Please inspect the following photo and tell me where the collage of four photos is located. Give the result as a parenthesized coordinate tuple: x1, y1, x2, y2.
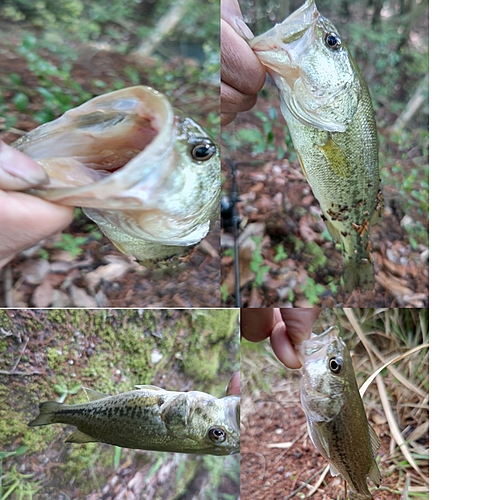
(0, 0, 429, 498)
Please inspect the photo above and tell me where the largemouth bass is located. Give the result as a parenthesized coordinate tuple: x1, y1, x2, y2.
(296, 327, 380, 499)
(28, 385, 239, 456)
(12, 86, 220, 266)
(249, 0, 384, 291)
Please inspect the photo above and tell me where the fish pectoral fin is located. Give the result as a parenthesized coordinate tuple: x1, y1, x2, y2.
(83, 387, 110, 401)
(66, 429, 99, 444)
(134, 384, 165, 392)
(316, 136, 352, 178)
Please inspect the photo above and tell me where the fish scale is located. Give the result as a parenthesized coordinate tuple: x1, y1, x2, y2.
(28, 386, 240, 456)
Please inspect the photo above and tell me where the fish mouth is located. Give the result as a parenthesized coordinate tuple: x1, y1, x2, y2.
(249, 0, 318, 73)
(17, 86, 177, 207)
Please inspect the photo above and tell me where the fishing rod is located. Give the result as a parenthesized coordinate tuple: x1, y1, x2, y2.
(221, 159, 241, 307)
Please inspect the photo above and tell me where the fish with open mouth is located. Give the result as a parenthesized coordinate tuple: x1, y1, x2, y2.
(296, 327, 381, 498)
(249, 0, 384, 291)
(28, 385, 240, 456)
(12, 86, 220, 266)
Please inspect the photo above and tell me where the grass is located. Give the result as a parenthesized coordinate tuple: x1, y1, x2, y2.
(241, 308, 429, 500)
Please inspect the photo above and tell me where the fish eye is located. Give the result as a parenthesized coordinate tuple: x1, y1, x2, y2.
(328, 356, 343, 374)
(324, 33, 341, 50)
(208, 427, 226, 443)
(191, 140, 216, 161)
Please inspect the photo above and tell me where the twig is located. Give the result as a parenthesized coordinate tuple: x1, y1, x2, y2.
(271, 423, 307, 467)
(284, 466, 326, 500)
(0, 370, 41, 375)
(306, 464, 330, 497)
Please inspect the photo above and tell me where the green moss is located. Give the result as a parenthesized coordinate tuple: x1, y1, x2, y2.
(182, 348, 220, 382)
(46, 347, 64, 370)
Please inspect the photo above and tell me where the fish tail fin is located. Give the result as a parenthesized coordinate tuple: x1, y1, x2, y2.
(28, 401, 62, 427)
(343, 258, 374, 292)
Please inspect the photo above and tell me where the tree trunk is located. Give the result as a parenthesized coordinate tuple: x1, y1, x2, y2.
(390, 72, 429, 132)
(132, 0, 190, 58)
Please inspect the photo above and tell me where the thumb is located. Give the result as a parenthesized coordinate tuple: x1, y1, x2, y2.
(221, 0, 254, 40)
(0, 141, 48, 191)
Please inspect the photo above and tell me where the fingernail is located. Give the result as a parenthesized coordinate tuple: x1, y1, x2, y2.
(0, 140, 48, 186)
(235, 18, 255, 40)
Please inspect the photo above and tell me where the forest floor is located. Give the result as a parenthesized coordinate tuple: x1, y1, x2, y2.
(0, 29, 220, 307)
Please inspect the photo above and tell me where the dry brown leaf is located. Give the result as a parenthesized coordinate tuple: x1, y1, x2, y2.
(17, 259, 50, 285)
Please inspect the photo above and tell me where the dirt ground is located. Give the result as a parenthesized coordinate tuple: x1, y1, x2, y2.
(0, 33, 220, 307)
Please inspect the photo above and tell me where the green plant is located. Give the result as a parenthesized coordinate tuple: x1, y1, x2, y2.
(300, 277, 326, 305)
(273, 243, 288, 263)
(53, 381, 82, 403)
(250, 236, 270, 287)
(0, 455, 42, 500)
(53, 234, 88, 258)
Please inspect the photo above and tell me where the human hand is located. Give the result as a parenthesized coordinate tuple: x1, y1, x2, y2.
(241, 308, 322, 369)
(221, 0, 266, 125)
(0, 141, 73, 267)
(226, 370, 240, 396)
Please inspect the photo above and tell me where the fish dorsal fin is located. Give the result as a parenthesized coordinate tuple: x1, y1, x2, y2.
(66, 429, 98, 444)
(369, 424, 381, 455)
(134, 384, 165, 392)
(368, 425, 381, 486)
(83, 387, 109, 401)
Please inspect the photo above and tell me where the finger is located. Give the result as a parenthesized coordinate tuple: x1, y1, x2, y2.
(221, 19, 266, 96)
(240, 308, 281, 342)
(0, 191, 73, 265)
(270, 321, 302, 369)
(0, 141, 48, 190)
(280, 308, 322, 346)
(221, 0, 254, 39)
(226, 371, 240, 396)
(221, 82, 258, 115)
(221, 112, 237, 126)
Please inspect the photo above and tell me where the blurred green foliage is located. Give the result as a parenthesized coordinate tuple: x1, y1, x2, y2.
(0, 0, 219, 55)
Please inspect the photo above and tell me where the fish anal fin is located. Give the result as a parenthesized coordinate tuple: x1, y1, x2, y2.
(83, 387, 109, 401)
(66, 429, 98, 444)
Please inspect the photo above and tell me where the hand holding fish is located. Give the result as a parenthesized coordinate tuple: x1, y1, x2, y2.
(241, 308, 321, 368)
(221, 0, 266, 125)
(0, 141, 72, 267)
